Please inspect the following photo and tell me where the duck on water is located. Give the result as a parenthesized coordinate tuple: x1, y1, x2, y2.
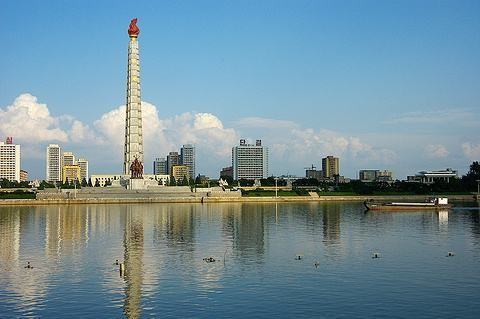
(364, 197, 452, 211)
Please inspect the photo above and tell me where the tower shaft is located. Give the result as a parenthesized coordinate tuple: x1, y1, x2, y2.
(124, 35, 143, 175)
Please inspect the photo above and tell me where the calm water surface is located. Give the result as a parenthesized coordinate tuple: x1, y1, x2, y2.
(1, 202, 480, 318)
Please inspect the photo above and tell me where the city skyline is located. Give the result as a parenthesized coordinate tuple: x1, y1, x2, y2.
(1, 1, 479, 179)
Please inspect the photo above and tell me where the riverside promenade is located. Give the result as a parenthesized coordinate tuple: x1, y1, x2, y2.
(0, 189, 476, 206)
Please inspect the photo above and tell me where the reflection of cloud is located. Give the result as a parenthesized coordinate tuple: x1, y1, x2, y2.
(425, 144, 449, 158)
(462, 142, 480, 160)
(386, 109, 478, 125)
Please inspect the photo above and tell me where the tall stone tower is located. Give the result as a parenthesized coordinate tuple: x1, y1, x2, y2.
(124, 18, 144, 175)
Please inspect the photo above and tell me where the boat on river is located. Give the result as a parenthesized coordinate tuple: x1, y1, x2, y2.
(364, 197, 452, 211)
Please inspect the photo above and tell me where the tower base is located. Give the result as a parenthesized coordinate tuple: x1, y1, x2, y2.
(127, 178, 146, 190)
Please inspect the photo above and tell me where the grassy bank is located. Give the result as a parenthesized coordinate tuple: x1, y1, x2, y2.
(0, 191, 36, 199)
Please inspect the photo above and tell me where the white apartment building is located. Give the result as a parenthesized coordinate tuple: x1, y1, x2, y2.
(62, 151, 75, 166)
(76, 158, 89, 181)
(232, 139, 268, 180)
(46, 144, 62, 183)
(0, 138, 21, 182)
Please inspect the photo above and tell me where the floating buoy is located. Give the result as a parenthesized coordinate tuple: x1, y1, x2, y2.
(203, 257, 216, 263)
(372, 252, 380, 259)
(314, 261, 320, 268)
(295, 255, 303, 260)
(24, 261, 33, 269)
(115, 259, 119, 265)
(446, 252, 455, 257)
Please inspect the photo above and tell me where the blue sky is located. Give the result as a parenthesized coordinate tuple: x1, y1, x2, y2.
(1, 0, 479, 179)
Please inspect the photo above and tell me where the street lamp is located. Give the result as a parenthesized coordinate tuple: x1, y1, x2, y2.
(275, 177, 278, 199)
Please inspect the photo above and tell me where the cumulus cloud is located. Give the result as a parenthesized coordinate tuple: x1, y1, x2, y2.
(462, 142, 480, 160)
(0, 93, 69, 143)
(93, 102, 238, 159)
(424, 144, 449, 158)
(3, 93, 399, 177)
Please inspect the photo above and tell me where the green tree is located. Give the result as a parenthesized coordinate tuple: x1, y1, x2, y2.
(87, 178, 93, 187)
(81, 178, 88, 187)
(94, 179, 100, 187)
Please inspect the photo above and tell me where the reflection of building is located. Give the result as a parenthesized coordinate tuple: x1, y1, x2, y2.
(407, 168, 458, 184)
(0, 138, 21, 182)
(171, 165, 190, 182)
(46, 144, 62, 183)
(231, 204, 265, 261)
(76, 158, 89, 181)
(232, 139, 268, 180)
(62, 165, 81, 183)
(153, 157, 167, 175)
(322, 156, 339, 179)
(323, 204, 341, 243)
(181, 144, 195, 179)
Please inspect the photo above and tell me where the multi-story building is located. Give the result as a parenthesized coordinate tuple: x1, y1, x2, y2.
(359, 169, 393, 182)
(322, 156, 339, 179)
(76, 158, 89, 181)
(232, 139, 268, 180)
(220, 166, 233, 178)
(153, 157, 167, 175)
(306, 169, 323, 181)
(407, 168, 457, 184)
(167, 152, 180, 174)
(359, 169, 379, 182)
(62, 165, 81, 183)
(46, 144, 62, 183)
(171, 165, 190, 182)
(180, 144, 195, 179)
(0, 138, 21, 182)
(20, 170, 28, 182)
(62, 151, 75, 167)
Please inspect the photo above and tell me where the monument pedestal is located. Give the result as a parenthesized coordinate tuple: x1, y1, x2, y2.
(127, 178, 145, 190)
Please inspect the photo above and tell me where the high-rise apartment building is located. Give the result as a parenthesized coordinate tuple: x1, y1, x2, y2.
(232, 139, 268, 180)
(0, 137, 21, 182)
(76, 158, 89, 181)
(167, 152, 180, 174)
(46, 144, 62, 183)
(180, 144, 195, 179)
(153, 157, 167, 175)
(322, 156, 339, 179)
(62, 151, 75, 167)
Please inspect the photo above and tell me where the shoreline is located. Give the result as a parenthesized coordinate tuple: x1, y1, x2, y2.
(0, 194, 476, 206)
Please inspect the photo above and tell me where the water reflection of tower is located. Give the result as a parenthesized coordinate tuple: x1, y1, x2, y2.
(322, 204, 341, 244)
(122, 205, 144, 319)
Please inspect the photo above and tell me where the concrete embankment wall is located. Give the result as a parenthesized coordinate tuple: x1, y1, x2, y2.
(0, 194, 476, 206)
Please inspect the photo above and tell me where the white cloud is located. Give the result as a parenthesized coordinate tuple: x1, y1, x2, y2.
(0, 93, 68, 143)
(424, 144, 449, 158)
(386, 109, 477, 125)
(3, 94, 399, 177)
(462, 142, 480, 160)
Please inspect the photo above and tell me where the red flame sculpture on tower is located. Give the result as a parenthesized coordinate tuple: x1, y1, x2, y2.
(128, 18, 140, 37)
